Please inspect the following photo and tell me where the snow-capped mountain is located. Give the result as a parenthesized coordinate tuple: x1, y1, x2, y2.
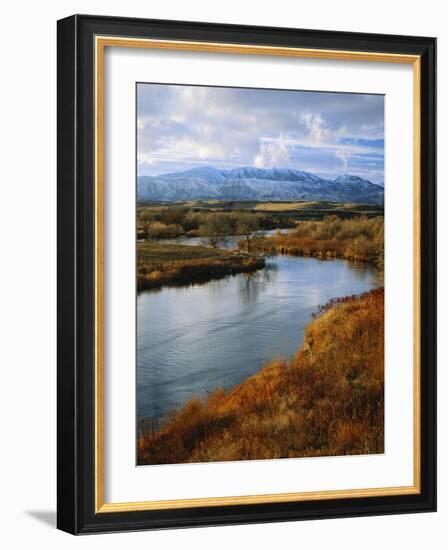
(137, 167, 384, 205)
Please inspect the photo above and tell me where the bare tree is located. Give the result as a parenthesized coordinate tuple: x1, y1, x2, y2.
(235, 213, 260, 253)
(199, 213, 233, 248)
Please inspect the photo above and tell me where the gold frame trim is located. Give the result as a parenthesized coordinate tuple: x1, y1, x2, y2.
(94, 36, 421, 514)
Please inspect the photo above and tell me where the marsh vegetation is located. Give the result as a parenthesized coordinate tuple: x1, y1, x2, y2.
(137, 202, 384, 289)
(136, 200, 383, 240)
(137, 242, 264, 290)
(136, 201, 384, 464)
(239, 215, 384, 270)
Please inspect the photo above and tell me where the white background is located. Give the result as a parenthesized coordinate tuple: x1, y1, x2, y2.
(0, 0, 444, 548)
(105, 48, 414, 503)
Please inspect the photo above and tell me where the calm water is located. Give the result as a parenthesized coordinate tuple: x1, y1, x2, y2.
(137, 252, 380, 419)
(156, 228, 280, 249)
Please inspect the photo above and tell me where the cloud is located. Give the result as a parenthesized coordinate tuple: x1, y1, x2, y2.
(300, 113, 331, 146)
(137, 84, 384, 183)
(335, 149, 350, 172)
(254, 136, 289, 168)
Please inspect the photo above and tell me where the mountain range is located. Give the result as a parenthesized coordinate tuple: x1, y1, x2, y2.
(137, 166, 384, 205)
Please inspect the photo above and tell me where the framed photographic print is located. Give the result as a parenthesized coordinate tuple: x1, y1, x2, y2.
(57, 14, 436, 534)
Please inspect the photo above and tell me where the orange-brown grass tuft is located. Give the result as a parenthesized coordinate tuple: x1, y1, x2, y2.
(138, 288, 384, 464)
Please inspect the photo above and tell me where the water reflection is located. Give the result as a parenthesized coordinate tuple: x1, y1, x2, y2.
(237, 261, 278, 304)
(137, 255, 380, 419)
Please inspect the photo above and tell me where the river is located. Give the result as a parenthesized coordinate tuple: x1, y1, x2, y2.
(137, 238, 381, 419)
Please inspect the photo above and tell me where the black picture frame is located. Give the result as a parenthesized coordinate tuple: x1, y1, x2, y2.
(57, 14, 436, 534)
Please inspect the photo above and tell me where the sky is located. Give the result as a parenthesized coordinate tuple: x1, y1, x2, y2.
(137, 83, 384, 184)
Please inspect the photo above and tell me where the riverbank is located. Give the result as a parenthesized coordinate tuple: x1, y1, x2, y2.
(137, 287, 384, 464)
(239, 215, 384, 270)
(137, 242, 265, 291)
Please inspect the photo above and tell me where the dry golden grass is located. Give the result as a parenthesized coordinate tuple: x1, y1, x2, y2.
(252, 201, 377, 212)
(242, 215, 384, 269)
(137, 242, 265, 290)
(254, 201, 321, 211)
(138, 288, 384, 464)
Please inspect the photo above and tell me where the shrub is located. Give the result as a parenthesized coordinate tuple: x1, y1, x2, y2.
(146, 222, 185, 238)
(242, 215, 384, 270)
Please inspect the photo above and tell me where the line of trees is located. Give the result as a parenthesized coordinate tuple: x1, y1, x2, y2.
(137, 206, 284, 241)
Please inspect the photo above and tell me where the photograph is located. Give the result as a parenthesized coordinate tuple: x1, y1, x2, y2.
(1, 0, 443, 544)
(136, 83, 385, 466)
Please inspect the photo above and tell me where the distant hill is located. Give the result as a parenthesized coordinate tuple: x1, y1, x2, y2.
(137, 166, 384, 205)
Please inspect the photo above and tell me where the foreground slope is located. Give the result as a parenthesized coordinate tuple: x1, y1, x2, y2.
(138, 288, 384, 464)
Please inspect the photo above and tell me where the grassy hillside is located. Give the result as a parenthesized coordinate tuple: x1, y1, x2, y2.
(137, 242, 265, 290)
(138, 287, 384, 464)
